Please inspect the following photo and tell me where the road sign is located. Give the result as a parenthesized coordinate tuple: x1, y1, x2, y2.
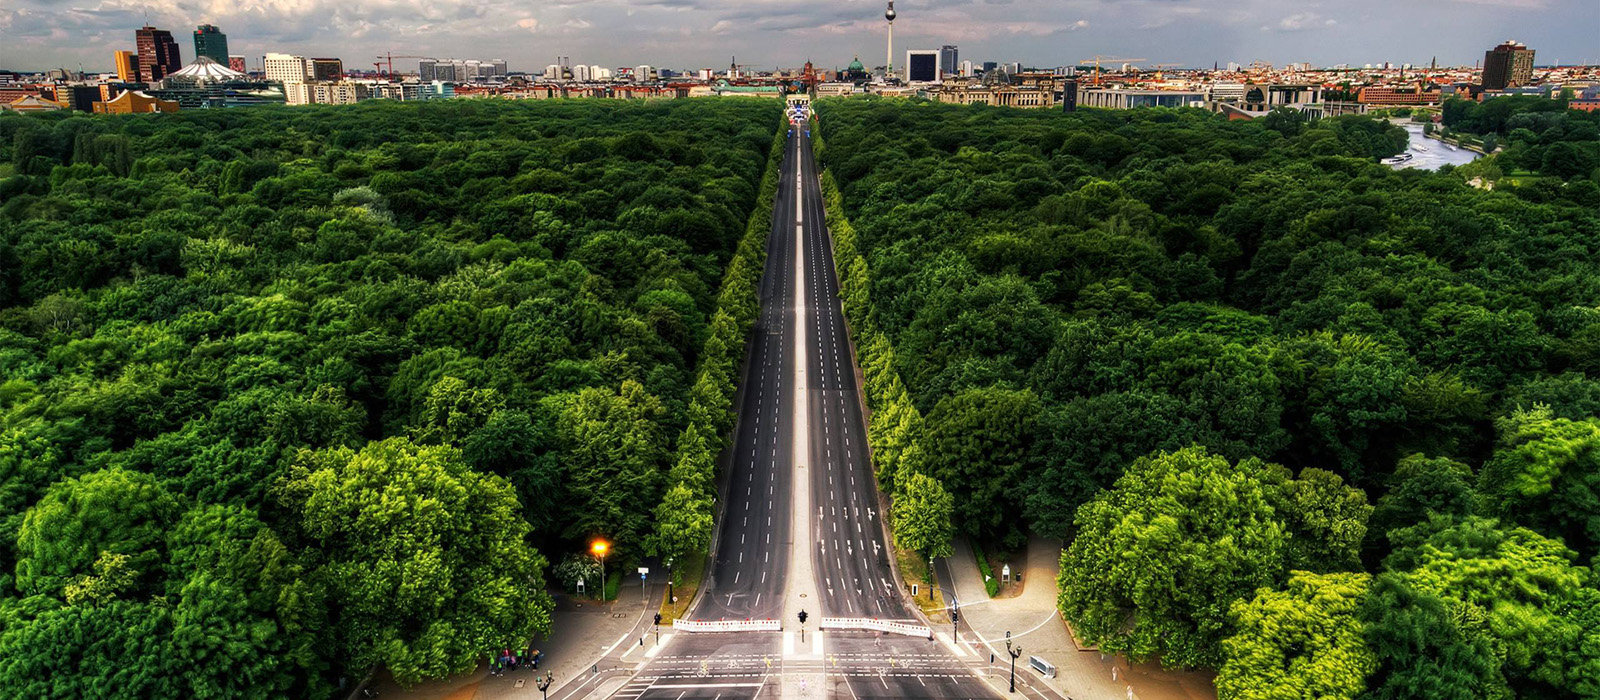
(638, 567, 649, 575)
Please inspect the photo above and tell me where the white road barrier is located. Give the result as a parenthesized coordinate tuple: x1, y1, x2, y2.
(672, 619, 782, 633)
(817, 617, 933, 638)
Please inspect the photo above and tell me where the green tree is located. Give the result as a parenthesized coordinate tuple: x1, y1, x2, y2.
(1477, 406, 1600, 559)
(276, 437, 554, 686)
(646, 483, 713, 567)
(891, 472, 956, 561)
(1358, 572, 1508, 700)
(14, 468, 181, 597)
(550, 380, 668, 546)
(1057, 447, 1291, 668)
(1384, 515, 1591, 693)
(1218, 571, 1375, 700)
(922, 387, 1038, 545)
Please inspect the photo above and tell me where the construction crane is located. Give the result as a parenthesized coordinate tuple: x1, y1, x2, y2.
(375, 52, 429, 78)
(1079, 56, 1146, 86)
(1150, 63, 1182, 80)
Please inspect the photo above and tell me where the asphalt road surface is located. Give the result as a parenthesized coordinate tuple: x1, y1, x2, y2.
(596, 125, 1007, 700)
(694, 128, 803, 624)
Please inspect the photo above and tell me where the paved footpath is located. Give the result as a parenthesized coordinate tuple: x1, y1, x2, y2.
(935, 535, 1216, 700)
(365, 580, 665, 700)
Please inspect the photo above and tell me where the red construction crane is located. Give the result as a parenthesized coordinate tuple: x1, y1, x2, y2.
(375, 52, 429, 78)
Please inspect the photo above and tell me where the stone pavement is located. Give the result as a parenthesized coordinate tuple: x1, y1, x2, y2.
(365, 580, 665, 700)
(936, 535, 1216, 700)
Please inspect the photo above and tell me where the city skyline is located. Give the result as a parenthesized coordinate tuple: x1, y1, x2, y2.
(2, 0, 1598, 72)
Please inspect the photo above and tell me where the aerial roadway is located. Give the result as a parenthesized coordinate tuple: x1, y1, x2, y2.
(562, 117, 1027, 700)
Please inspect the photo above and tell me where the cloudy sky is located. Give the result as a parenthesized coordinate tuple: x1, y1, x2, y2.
(2, 0, 1597, 73)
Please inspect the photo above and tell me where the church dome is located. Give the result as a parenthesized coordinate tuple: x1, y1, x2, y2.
(847, 56, 865, 72)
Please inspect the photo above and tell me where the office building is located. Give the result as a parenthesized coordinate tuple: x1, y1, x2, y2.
(419, 60, 437, 81)
(1482, 40, 1535, 90)
(982, 61, 997, 73)
(264, 53, 310, 84)
(490, 59, 507, 76)
(193, 25, 228, 63)
(1356, 85, 1441, 105)
(1077, 88, 1207, 109)
(959, 60, 974, 77)
(906, 49, 940, 83)
(634, 65, 653, 83)
(114, 50, 140, 82)
(939, 45, 958, 76)
(309, 58, 343, 81)
(135, 26, 182, 82)
(285, 81, 368, 105)
(572, 64, 591, 81)
(228, 55, 247, 73)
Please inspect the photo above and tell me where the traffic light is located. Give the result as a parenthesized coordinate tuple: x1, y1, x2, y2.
(653, 613, 662, 626)
(798, 610, 808, 624)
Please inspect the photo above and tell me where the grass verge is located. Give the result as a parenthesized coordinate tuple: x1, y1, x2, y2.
(896, 545, 948, 621)
(657, 551, 706, 623)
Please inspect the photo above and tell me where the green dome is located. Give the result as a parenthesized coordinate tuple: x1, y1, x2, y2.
(847, 56, 865, 72)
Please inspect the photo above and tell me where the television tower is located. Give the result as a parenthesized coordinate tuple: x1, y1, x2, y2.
(885, 1, 896, 80)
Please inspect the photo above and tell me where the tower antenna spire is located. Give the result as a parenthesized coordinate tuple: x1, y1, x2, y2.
(884, 1, 897, 81)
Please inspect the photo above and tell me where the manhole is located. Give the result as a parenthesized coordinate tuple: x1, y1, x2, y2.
(613, 613, 628, 618)
(514, 680, 525, 688)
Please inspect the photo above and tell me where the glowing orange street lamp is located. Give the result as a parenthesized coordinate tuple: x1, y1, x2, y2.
(591, 540, 609, 601)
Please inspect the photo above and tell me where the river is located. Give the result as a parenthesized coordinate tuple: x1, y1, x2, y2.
(1388, 123, 1481, 171)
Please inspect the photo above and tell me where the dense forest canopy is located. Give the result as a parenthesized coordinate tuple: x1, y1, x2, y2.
(0, 98, 783, 697)
(812, 96, 1600, 699)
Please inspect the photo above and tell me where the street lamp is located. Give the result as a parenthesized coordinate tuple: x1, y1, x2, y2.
(591, 540, 609, 602)
(665, 556, 675, 605)
(1006, 631, 1023, 694)
(536, 671, 554, 700)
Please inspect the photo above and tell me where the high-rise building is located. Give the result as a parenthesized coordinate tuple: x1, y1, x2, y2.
(490, 59, 507, 77)
(264, 53, 309, 84)
(982, 61, 998, 73)
(939, 45, 958, 76)
(418, 59, 437, 81)
(135, 26, 182, 82)
(572, 64, 591, 81)
(193, 25, 228, 63)
(228, 55, 247, 73)
(634, 65, 653, 83)
(309, 58, 343, 81)
(1482, 40, 1535, 90)
(113, 50, 140, 82)
(906, 49, 940, 83)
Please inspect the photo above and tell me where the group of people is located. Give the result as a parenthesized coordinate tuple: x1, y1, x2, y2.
(489, 648, 542, 677)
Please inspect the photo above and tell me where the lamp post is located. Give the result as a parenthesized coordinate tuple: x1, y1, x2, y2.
(592, 540, 609, 602)
(536, 671, 554, 700)
(665, 556, 675, 605)
(1006, 631, 1022, 694)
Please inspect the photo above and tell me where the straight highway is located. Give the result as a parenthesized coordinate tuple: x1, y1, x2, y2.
(589, 122, 1011, 700)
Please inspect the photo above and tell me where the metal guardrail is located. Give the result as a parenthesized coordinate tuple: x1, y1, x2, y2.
(818, 617, 933, 638)
(672, 619, 782, 633)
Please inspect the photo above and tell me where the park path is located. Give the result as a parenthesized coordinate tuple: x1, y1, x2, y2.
(939, 535, 1216, 700)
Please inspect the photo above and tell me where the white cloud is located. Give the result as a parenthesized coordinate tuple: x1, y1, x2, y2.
(0, 0, 1595, 74)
